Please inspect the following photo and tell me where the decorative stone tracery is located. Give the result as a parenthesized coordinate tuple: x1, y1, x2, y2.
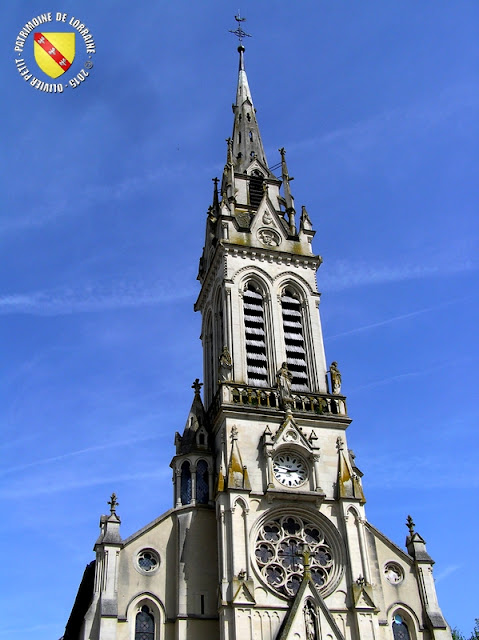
(254, 513, 341, 598)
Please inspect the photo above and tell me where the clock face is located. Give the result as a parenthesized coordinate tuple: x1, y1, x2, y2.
(273, 453, 308, 487)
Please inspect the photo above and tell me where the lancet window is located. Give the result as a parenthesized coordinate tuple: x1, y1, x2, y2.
(392, 614, 411, 640)
(196, 460, 209, 504)
(249, 170, 264, 209)
(281, 288, 309, 391)
(180, 461, 192, 505)
(204, 315, 214, 404)
(135, 605, 155, 640)
(243, 282, 268, 387)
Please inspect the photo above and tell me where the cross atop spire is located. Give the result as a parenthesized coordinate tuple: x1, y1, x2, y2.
(229, 13, 252, 46)
(192, 378, 203, 395)
(406, 514, 415, 535)
(108, 492, 119, 515)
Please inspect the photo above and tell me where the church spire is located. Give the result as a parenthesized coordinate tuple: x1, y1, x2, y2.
(231, 45, 269, 173)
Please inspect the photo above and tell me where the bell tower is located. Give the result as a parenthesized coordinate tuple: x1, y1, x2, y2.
(194, 41, 358, 639)
(191, 37, 450, 640)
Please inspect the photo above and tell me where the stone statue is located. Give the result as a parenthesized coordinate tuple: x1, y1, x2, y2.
(218, 346, 232, 382)
(277, 362, 293, 403)
(304, 601, 318, 640)
(329, 361, 342, 394)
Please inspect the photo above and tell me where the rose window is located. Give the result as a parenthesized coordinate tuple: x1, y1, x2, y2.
(254, 515, 336, 597)
(136, 549, 160, 574)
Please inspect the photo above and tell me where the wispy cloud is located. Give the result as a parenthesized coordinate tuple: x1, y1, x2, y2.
(347, 355, 477, 393)
(363, 453, 477, 491)
(288, 81, 479, 157)
(322, 259, 478, 293)
(0, 278, 196, 316)
(434, 564, 462, 584)
(326, 294, 476, 341)
(0, 435, 161, 477)
(0, 469, 172, 499)
(0, 163, 190, 235)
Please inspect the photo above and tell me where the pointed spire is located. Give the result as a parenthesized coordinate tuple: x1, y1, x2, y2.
(231, 46, 269, 173)
(227, 425, 251, 490)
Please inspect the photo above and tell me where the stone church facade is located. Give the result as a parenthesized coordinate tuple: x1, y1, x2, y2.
(63, 45, 451, 640)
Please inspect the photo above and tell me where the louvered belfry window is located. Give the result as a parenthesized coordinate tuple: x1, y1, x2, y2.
(244, 283, 268, 387)
(281, 289, 309, 391)
(249, 170, 264, 209)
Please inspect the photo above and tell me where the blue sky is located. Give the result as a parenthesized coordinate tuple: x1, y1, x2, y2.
(1, 1, 478, 637)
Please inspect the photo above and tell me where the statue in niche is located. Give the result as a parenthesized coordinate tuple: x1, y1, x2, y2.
(262, 211, 273, 225)
(329, 361, 342, 394)
(277, 362, 293, 403)
(218, 346, 232, 382)
(304, 600, 318, 640)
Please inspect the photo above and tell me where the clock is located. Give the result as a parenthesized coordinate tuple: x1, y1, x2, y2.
(273, 452, 308, 487)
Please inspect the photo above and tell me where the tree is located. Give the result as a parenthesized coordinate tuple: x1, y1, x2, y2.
(452, 619, 479, 640)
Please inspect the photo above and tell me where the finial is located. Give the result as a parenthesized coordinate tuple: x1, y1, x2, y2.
(336, 436, 344, 452)
(231, 425, 238, 442)
(192, 379, 203, 395)
(108, 492, 119, 515)
(356, 575, 366, 587)
(302, 543, 312, 577)
(229, 13, 251, 46)
(212, 177, 219, 211)
(226, 137, 234, 165)
(406, 515, 415, 535)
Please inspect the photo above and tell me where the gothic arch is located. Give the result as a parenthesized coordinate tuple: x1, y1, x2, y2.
(180, 460, 192, 505)
(346, 505, 361, 520)
(232, 495, 249, 513)
(233, 264, 274, 287)
(196, 458, 209, 504)
(273, 271, 316, 296)
(386, 603, 420, 640)
(126, 592, 165, 640)
(278, 282, 312, 392)
(203, 310, 214, 405)
(241, 277, 274, 387)
(213, 286, 225, 359)
(277, 281, 308, 302)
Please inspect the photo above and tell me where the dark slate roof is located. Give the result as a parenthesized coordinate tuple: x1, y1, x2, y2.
(63, 560, 95, 640)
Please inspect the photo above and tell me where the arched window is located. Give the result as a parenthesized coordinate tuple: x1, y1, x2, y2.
(214, 290, 224, 366)
(135, 605, 154, 640)
(196, 460, 209, 504)
(180, 461, 192, 505)
(249, 170, 264, 209)
(392, 614, 411, 640)
(281, 288, 309, 391)
(243, 282, 268, 387)
(204, 315, 214, 404)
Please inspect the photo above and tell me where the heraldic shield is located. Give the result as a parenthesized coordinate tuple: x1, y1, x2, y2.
(33, 32, 75, 78)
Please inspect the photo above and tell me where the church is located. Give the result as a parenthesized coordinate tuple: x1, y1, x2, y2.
(62, 38, 451, 640)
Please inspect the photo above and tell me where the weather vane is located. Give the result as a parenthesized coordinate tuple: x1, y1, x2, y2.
(229, 13, 252, 45)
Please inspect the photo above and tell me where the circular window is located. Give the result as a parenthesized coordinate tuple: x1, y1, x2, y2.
(253, 511, 343, 599)
(136, 549, 160, 575)
(385, 562, 404, 585)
